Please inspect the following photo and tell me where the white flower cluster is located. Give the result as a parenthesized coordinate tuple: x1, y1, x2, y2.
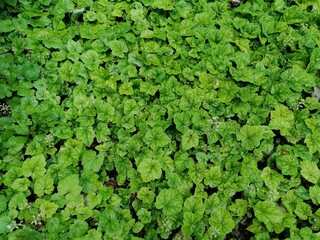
(0, 103, 11, 116)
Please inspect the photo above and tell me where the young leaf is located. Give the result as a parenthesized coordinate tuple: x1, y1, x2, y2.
(39, 200, 59, 220)
(137, 159, 162, 182)
(309, 185, 320, 205)
(137, 208, 152, 224)
(108, 40, 128, 58)
(75, 126, 95, 146)
(294, 201, 312, 220)
(144, 127, 171, 150)
(155, 188, 183, 215)
(300, 160, 320, 184)
(119, 82, 134, 95)
(20, 61, 41, 81)
(254, 201, 285, 232)
(181, 129, 199, 150)
(34, 175, 54, 197)
(22, 154, 46, 179)
(208, 209, 236, 237)
(236, 125, 265, 151)
(304, 132, 320, 154)
(137, 187, 156, 204)
(81, 150, 103, 172)
(269, 104, 294, 136)
(183, 196, 205, 221)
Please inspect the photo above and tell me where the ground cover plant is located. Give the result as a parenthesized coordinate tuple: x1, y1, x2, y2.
(1, 0, 320, 239)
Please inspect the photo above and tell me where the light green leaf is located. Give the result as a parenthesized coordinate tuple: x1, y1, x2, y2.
(309, 185, 320, 205)
(34, 175, 54, 197)
(304, 132, 320, 154)
(75, 126, 95, 146)
(294, 201, 312, 220)
(184, 196, 205, 221)
(204, 166, 221, 188)
(137, 187, 156, 204)
(108, 40, 128, 58)
(119, 82, 134, 95)
(155, 188, 183, 215)
(0, 215, 11, 234)
(137, 208, 152, 224)
(236, 125, 265, 151)
(11, 178, 30, 192)
(21, 61, 41, 81)
(261, 166, 284, 189)
(254, 201, 285, 232)
(39, 200, 59, 219)
(137, 159, 162, 182)
(228, 199, 248, 217)
(269, 104, 294, 136)
(3, 136, 27, 155)
(140, 82, 158, 95)
(300, 160, 320, 184)
(22, 154, 46, 179)
(144, 127, 171, 150)
(69, 219, 89, 238)
(173, 112, 192, 134)
(81, 50, 102, 71)
(57, 174, 82, 195)
(81, 150, 104, 172)
(151, 0, 174, 10)
(208, 209, 236, 236)
(0, 20, 14, 33)
(181, 129, 199, 150)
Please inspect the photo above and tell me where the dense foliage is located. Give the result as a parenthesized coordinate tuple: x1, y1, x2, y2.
(1, 0, 320, 239)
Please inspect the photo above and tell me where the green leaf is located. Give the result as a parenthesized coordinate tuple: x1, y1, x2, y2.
(21, 61, 41, 81)
(304, 132, 320, 154)
(75, 126, 95, 146)
(294, 201, 312, 220)
(0, 215, 11, 234)
(21, 95, 38, 114)
(34, 175, 54, 197)
(184, 196, 205, 221)
(22, 154, 46, 179)
(140, 82, 158, 96)
(81, 150, 104, 172)
(81, 50, 102, 70)
(0, 20, 14, 33)
(309, 185, 320, 205)
(57, 174, 82, 196)
(11, 178, 31, 192)
(69, 219, 89, 238)
(119, 82, 134, 95)
(204, 166, 222, 188)
(208, 209, 236, 237)
(283, 6, 309, 24)
(236, 125, 265, 151)
(137, 187, 156, 204)
(39, 200, 59, 219)
(300, 160, 320, 184)
(3, 136, 27, 155)
(155, 188, 183, 215)
(108, 40, 128, 58)
(137, 159, 162, 182)
(254, 201, 285, 232)
(181, 129, 199, 150)
(228, 199, 248, 217)
(137, 208, 152, 224)
(151, 0, 174, 10)
(261, 166, 284, 190)
(269, 104, 294, 136)
(173, 112, 192, 134)
(144, 127, 171, 150)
